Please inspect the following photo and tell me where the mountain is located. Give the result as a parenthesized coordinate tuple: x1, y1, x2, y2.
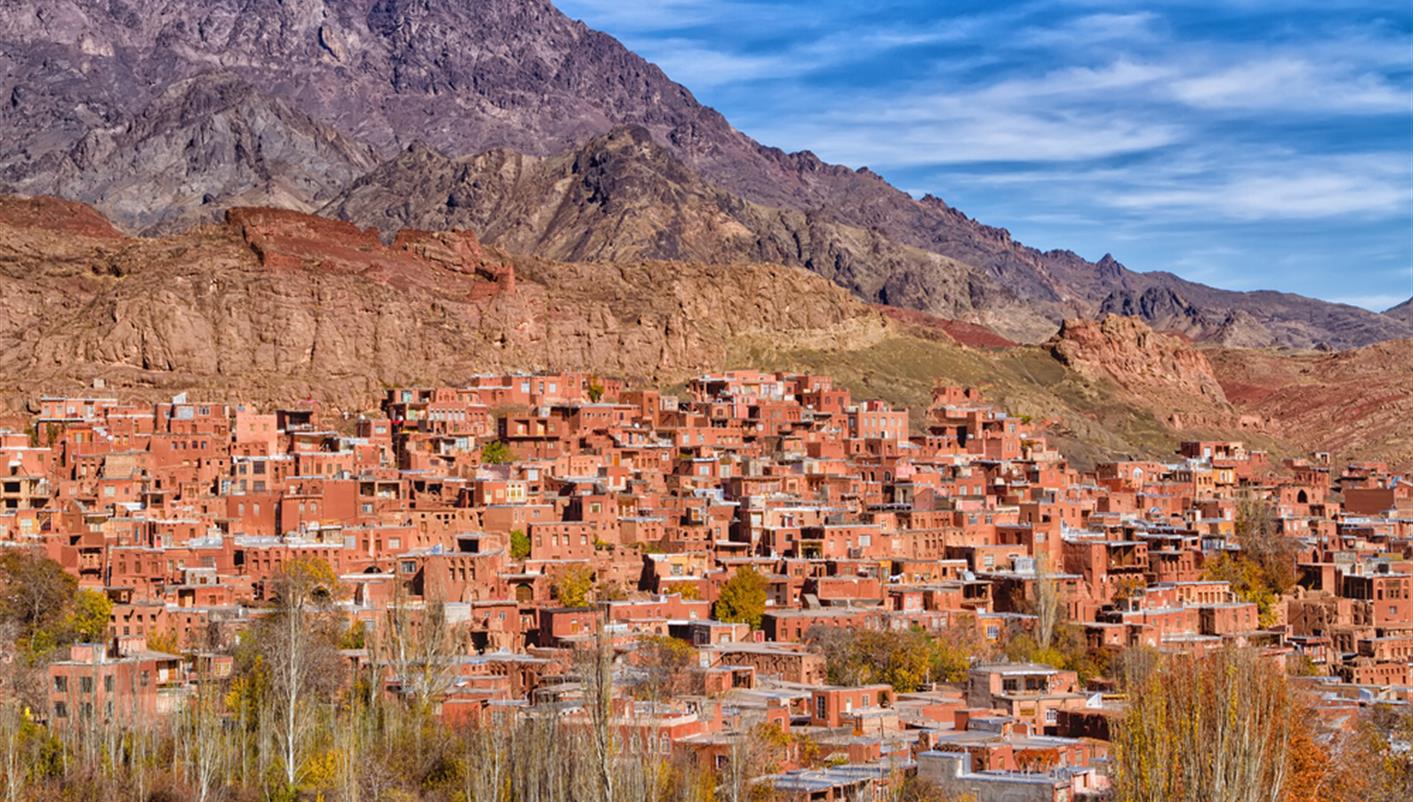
(1206, 341, 1413, 466)
(1386, 297, 1412, 326)
(2, 0, 1408, 349)
(322, 126, 1054, 338)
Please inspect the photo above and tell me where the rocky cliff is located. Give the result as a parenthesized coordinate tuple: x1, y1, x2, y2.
(1047, 316, 1240, 431)
(0, 195, 887, 408)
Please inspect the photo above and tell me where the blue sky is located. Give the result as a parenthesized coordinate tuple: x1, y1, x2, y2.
(557, 0, 1413, 310)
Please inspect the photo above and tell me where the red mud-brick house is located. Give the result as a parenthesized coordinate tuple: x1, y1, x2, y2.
(966, 663, 1085, 733)
(47, 639, 183, 729)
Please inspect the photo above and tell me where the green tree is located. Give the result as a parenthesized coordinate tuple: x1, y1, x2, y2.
(480, 440, 513, 464)
(715, 567, 768, 629)
(508, 529, 531, 561)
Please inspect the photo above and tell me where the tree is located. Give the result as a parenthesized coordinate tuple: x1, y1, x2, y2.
(1234, 497, 1299, 594)
(0, 552, 77, 658)
(256, 557, 345, 795)
(1113, 647, 1295, 802)
(480, 440, 513, 464)
(177, 657, 232, 802)
(582, 622, 617, 802)
(509, 528, 531, 561)
(890, 773, 967, 801)
(67, 590, 112, 644)
(1032, 553, 1061, 649)
(1205, 552, 1281, 628)
(715, 567, 767, 629)
(587, 377, 606, 403)
(632, 635, 698, 701)
(556, 565, 595, 608)
(807, 626, 980, 692)
(1204, 497, 1300, 629)
(381, 596, 466, 717)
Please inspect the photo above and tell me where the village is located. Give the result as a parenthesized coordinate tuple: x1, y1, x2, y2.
(1, 371, 1410, 801)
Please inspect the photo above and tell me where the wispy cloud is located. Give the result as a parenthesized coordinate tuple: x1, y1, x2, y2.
(1109, 154, 1413, 220)
(1170, 57, 1410, 113)
(1016, 11, 1162, 47)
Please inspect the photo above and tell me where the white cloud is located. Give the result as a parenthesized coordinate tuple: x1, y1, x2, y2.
(1110, 155, 1413, 220)
(636, 39, 799, 87)
(1171, 57, 1410, 113)
(741, 58, 1182, 165)
(1017, 11, 1162, 47)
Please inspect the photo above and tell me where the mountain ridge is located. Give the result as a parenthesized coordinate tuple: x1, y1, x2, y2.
(1, 0, 1407, 349)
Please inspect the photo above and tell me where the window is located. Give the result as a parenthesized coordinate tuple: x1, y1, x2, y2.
(53, 676, 67, 693)
(80, 676, 94, 694)
(104, 675, 114, 693)
(53, 702, 67, 718)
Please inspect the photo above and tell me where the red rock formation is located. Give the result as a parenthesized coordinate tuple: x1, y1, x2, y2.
(0, 195, 125, 240)
(227, 207, 513, 299)
(878, 306, 1018, 348)
(1048, 315, 1236, 430)
(0, 199, 887, 410)
(1208, 341, 1413, 466)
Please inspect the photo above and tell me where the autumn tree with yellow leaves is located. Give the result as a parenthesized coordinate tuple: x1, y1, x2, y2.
(1113, 647, 1297, 802)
